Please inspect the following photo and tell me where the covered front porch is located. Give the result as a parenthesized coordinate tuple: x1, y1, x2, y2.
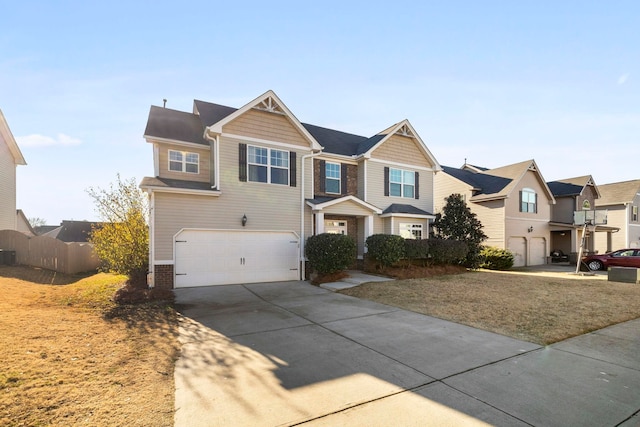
(549, 222, 620, 263)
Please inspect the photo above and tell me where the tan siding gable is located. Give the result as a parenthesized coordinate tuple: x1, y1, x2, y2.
(223, 109, 310, 147)
(366, 161, 435, 215)
(505, 170, 552, 220)
(434, 172, 473, 214)
(371, 134, 431, 168)
(157, 142, 210, 183)
(322, 200, 377, 216)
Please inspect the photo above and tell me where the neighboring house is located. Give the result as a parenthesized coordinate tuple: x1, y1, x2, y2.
(42, 220, 101, 242)
(16, 209, 36, 236)
(0, 109, 26, 230)
(141, 90, 441, 289)
(435, 160, 555, 267)
(546, 176, 618, 259)
(594, 179, 640, 252)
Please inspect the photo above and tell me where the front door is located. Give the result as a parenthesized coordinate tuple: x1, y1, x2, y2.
(325, 220, 348, 235)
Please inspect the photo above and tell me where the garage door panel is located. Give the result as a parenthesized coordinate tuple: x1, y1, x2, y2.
(174, 230, 299, 288)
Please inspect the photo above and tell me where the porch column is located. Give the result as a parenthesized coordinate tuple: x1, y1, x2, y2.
(315, 212, 325, 234)
(364, 215, 374, 252)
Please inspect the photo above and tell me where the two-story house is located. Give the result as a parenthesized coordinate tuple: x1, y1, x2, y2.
(594, 179, 640, 253)
(0, 109, 26, 231)
(141, 90, 441, 289)
(546, 176, 618, 260)
(434, 160, 555, 267)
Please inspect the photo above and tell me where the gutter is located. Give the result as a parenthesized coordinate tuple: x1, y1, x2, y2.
(301, 149, 323, 280)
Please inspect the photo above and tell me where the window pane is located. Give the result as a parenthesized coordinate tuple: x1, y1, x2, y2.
(403, 185, 415, 198)
(249, 165, 267, 182)
(326, 163, 340, 179)
(185, 163, 198, 173)
(390, 183, 402, 197)
(271, 167, 288, 185)
(326, 178, 340, 193)
(390, 168, 402, 183)
(249, 147, 267, 165)
(186, 153, 198, 163)
(270, 149, 288, 168)
(403, 171, 415, 185)
(169, 161, 182, 171)
(169, 151, 182, 161)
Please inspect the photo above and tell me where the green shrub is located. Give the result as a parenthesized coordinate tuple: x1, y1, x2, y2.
(305, 233, 357, 274)
(479, 246, 514, 270)
(366, 234, 406, 269)
(428, 239, 468, 265)
(404, 239, 430, 260)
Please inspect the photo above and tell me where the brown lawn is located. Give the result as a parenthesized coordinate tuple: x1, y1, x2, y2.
(0, 266, 179, 427)
(340, 268, 640, 345)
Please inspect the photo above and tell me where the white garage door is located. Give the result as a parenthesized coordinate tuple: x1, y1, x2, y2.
(530, 237, 547, 266)
(508, 237, 526, 267)
(174, 229, 300, 288)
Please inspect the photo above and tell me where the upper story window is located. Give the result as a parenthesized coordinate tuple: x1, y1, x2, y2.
(325, 162, 341, 194)
(400, 223, 423, 240)
(248, 145, 289, 185)
(633, 206, 638, 222)
(390, 168, 415, 198)
(520, 188, 537, 213)
(169, 150, 199, 174)
(582, 200, 591, 210)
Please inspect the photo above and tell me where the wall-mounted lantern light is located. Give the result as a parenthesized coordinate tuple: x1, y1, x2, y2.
(527, 226, 534, 233)
(242, 214, 248, 227)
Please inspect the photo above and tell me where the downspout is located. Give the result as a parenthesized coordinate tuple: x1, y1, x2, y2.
(147, 190, 155, 287)
(301, 150, 323, 280)
(203, 128, 218, 189)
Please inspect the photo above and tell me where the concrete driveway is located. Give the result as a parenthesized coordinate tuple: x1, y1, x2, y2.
(174, 280, 640, 427)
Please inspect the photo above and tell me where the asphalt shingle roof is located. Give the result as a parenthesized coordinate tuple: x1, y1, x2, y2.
(547, 181, 583, 197)
(144, 106, 207, 146)
(442, 166, 512, 195)
(382, 204, 432, 216)
(140, 177, 215, 191)
(596, 179, 640, 206)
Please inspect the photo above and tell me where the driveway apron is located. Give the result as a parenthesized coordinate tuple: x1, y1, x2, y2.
(174, 281, 640, 427)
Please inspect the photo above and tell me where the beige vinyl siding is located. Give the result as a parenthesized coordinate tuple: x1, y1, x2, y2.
(474, 199, 506, 248)
(594, 206, 626, 253)
(321, 200, 375, 216)
(366, 161, 434, 215)
(0, 140, 17, 230)
(224, 109, 310, 147)
(371, 134, 432, 168)
(434, 172, 473, 214)
(153, 135, 312, 261)
(157, 142, 210, 183)
(389, 218, 428, 236)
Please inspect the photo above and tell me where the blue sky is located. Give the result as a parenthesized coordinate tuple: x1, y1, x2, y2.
(2, 1, 639, 224)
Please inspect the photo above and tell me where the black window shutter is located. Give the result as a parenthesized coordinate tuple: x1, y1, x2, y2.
(289, 151, 296, 187)
(341, 163, 348, 195)
(534, 193, 538, 213)
(319, 160, 326, 193)
(239, 143, 247, 182)
(519, 190, 523, 212)
(384, 167, 389, 197)
(414, 171, 419, 199)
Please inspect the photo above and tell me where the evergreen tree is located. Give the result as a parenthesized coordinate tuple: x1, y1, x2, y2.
(432, 193, 487, 268)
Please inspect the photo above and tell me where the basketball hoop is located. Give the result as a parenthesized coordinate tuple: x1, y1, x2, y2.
(574, 209, 607, 273)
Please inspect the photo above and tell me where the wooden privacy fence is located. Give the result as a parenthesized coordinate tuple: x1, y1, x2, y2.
(0, 230, 101, 274)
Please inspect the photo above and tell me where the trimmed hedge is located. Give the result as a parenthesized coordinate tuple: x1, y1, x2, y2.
(404, 239, 429, 260)
(366, 234, 406, 269)
(479, 246, 514, 270)
(305, 233, 356, 274)
(428, 239, 468, 265)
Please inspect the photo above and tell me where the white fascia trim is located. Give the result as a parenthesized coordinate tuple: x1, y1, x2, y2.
(316, 153, 359, 164)
(367, 157, 436, 172)
(174, 227, 300, 239)
(221, 133, 316, 153)
(0, 110, 26, 165)
(505, 216, 550, 223)
(153, 145, 160, 176)
(379, 213, 436, 219)
(307, 195, 382, 214)
(141, 186, 222, 197)
(153, 260, 175, 265)
(145, 136, 210, 150)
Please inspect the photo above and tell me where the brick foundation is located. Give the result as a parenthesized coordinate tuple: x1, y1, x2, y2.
(154, 264, 174, 290)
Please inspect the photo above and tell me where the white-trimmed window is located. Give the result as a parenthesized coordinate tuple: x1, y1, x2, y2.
(169, 150, 199, 174)
(248, 145, 289, 185)
(390, 168, 415, 198)
(520, 188, 537, 213)
(633, 206, 638, 222)
(400, 223, 423, 240)
(325, 162, 341, 194)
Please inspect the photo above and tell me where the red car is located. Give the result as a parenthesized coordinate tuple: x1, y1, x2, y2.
(582, 249, 640, 271)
